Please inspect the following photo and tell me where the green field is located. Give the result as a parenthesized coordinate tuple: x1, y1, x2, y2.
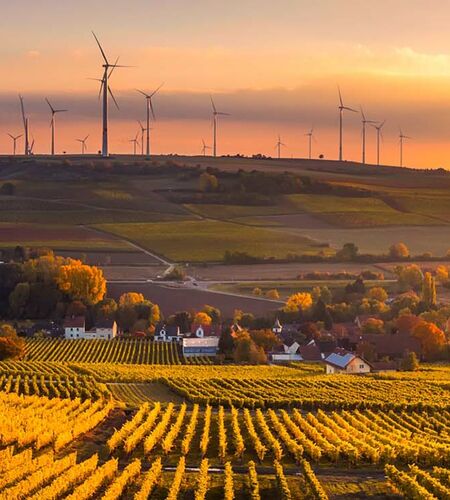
(95, 220, 332, 261)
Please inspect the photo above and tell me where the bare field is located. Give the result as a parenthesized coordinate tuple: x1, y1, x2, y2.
(58, 251, 163, 266)
(102, 265, 167, 280)
(188, 262, 389, 280)
(289, 225, 450, 256)
(107, 282, 281, 316)
(0, 223, 130, 250)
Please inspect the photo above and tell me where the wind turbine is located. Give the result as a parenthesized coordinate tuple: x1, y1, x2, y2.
(136, 83, 163, 156)
(76, 135, 89, 154)
(338, 87, 357, 161)
(371, 120, 386, 166)
(275, 135, 286, 159)
(18, 95, 29, 155)
(210, 96, 230, 157)
(201, 139, 211, 156)
(399, 129, 412, 167)
(360, 107, 377, 164)
(45, 98, 67, 155)
(129, 132, 140, 155)
(305, 127, 314, 160)
(137, 121, 148, 156)
(92, 31, 129, 157)
(7, 133, 22, 156)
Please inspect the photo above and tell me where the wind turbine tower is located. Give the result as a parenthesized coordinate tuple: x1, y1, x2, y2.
(360, 107, 377, 164)
(92, 31, 128, 157)
(399, 129, 411, 167)
(210, 96, 229, 157)
(136, 84, 163, 156)
(275, 135, 286, 159)
(371, 120, 386, 166)
(18, 95, 29, 156)
(338, 87, 357, 161)
(201, 139, 211, 156)
(305, 127, 314, 159)
(46, 98, 67, 155)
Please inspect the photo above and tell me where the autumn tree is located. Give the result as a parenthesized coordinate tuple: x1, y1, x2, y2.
(421, 272, 437, 309)
(283, 292, 313, 313)
(0, 324, 25, 360)
(249, 329, 281, 352)
(8, 282, 30, 318)
(367, 287, 388, 302)
(199, 172, 219, 192)
(119, 292, 145, 307)
(435, 265, 449, 283)
(56, 259, 106, 304)
(203, 305, 221, 324)
(389, 242, 410, 259)
(233, 331, 267, 364)
(401, 351, 419, 371)
(266, 289, 280, 300)
(252, 287, 262, 296)
(336, 243, 359, 261)
(394, 265, 424, 292)
(362, 318, 385, 335)
(193, 312, 212, 325)
(413, 321, 446, 360)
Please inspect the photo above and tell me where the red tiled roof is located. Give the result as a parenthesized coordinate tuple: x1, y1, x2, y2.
(63, 316, 85, 328)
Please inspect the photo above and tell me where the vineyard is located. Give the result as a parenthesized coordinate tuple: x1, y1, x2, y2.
(24, 338, 213, 365)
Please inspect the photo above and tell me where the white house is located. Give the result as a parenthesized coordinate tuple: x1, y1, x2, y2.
(324, 350, 371, 374)
(182, 337, 219, 357)
(64, 317, 117, 340)
(154, 323, 183, 342)
(63, 316, 86, 339)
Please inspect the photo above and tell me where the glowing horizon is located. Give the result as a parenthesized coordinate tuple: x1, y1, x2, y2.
(2, 0, 450, 168)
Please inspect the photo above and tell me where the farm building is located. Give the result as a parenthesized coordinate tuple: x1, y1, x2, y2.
(182, 337, 219, 357)
(271, 339, 325, 363)
(64, 317, 118, 340)
(154, 323, 183, 343)
(324, 349, 371, 374)
(190, 323, 221, 338)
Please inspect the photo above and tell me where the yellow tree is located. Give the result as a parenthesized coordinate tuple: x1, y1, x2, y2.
(413, 321, 446, 360)
(194, 312, 212, 325)
(119, 292, 145, 307)
(56, 260, 106, 304)
(283, 292, 313, 313)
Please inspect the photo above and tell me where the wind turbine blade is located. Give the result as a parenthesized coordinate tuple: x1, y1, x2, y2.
(218, 112, 230, 116)
(210, 95, 217, 113)
(92, 31, 109, 65)
(380, 120, 386, 129)
(56, 109, 68, 113)
(108, 86, 120, 110)
(150, 82, 164, 98)
(45, 98, 55, 113)
(7, 133, 14, 139)
(84, 135, 89, 141)
(108, 57, 120, 78)
(136, 88, 150, 98)
(360, 106, 366, 121)
(343, 106, 358, 113)
(338, 86, 343, 107)
(149, 99, 156, 120)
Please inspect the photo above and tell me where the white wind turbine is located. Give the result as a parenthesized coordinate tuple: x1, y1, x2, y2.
(7, 133, 22, 156)
(136, 83, 163, 156)
(305, 127, 315, 159)
(137, 121, 148, 156)
(201, 138, 211, 156)
(92, 31, 129, 157)
(129, 132, 140, 155)
(370, 120, 386, 166)
(275, 135, 286, 159)
(338, 87, 357, 161)
(210, 96, 229, 157)
(360, 106, 377, 164)
(399, 129, 412, 167)
(45, 98, 67, 155)
(76, 135, 89, 154)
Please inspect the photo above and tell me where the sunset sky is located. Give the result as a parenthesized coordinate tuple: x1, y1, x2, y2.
(2, 0, 450, 167)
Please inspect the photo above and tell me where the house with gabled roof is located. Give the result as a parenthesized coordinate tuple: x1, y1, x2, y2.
(324, 348, 371, 374)
(154, 323, 183, 343)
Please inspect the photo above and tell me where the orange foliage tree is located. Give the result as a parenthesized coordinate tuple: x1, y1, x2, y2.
(283, 292, 313, 313)
(56, 259, 106, 304)
(413, 321, 446, 360)
(193, 312, 212, 326)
